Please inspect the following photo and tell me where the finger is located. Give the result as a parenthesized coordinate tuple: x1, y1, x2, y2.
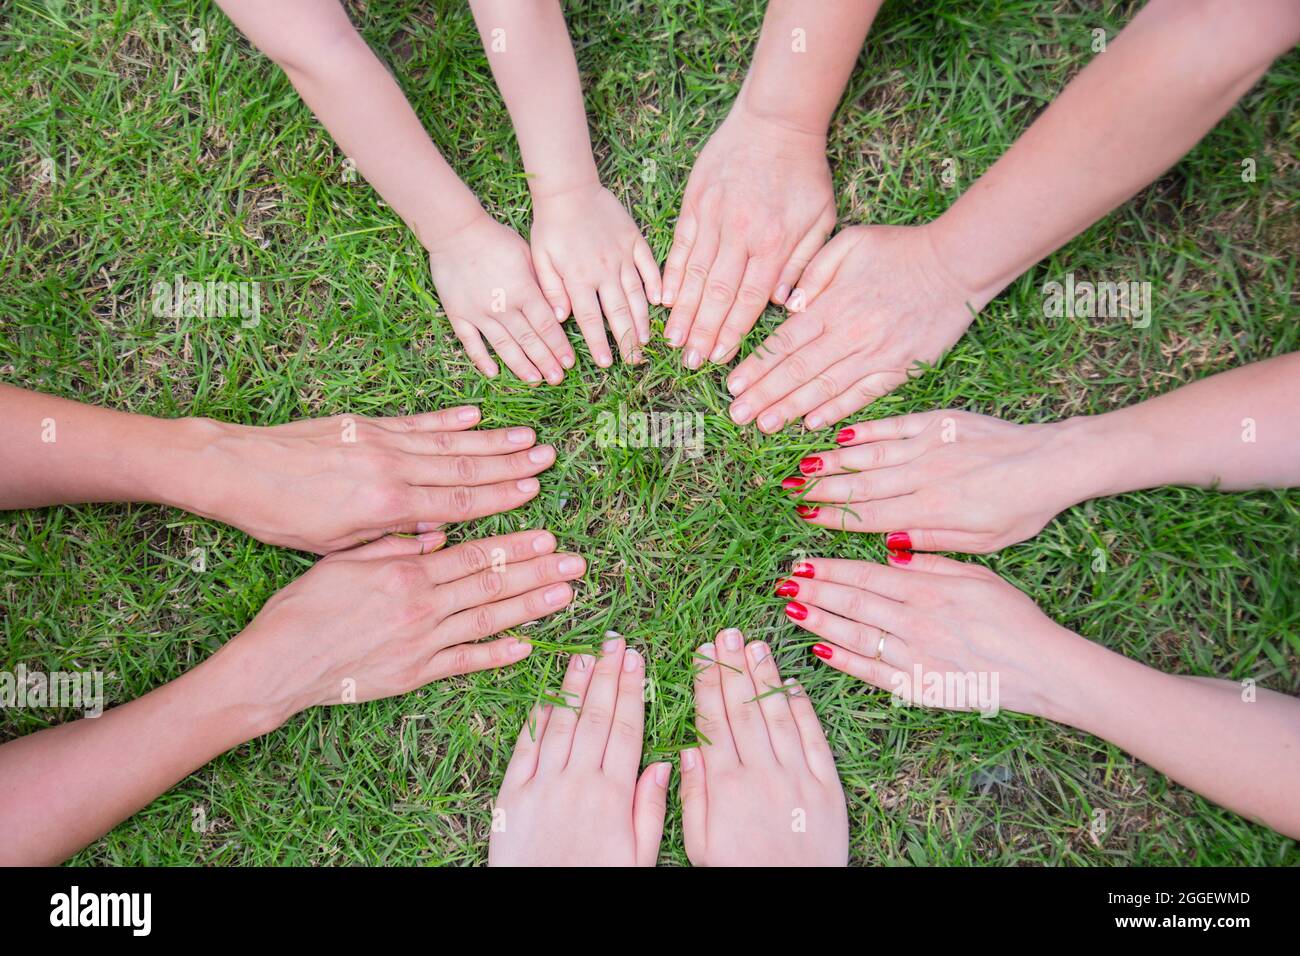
(784, 556, 917, 601)
(682, 242, 746, 369)
(369, 406, 481, 433)
(438, 580, 575, 645)
(621, 260, 651, 350)
(634, 237, 662, 307)
(449, 317, 498, 379)
(679, 746, 707, 864)
(693, 641, 738, 769)
(633, 762, 671, 867)
(602, 643, 646, 780)
(794, 438, 927, 479)
(537, 651, 598, 771)
(501, 703, 553, 789)
(423, 634, 534, 682)
(478, 316, 542, 384)
(402, 445, 555, 488)
(569, 634, 627, 769)
(792, 465, 921, 506)
(570, 283, 613, 368)
(664, 220, 720, 349)
(711, 255, 782, 364)
(785, 585, 914, 643)
(402, 425, 538, 457)
(335, 529, 445, 562)
(833, 411, 946, 447)
(894, 527, 1006, 555)
(713, 627, 775, 765)
(787, 601, 914, 671)
(782, 678, 839, 783)
(726, 312, 821, 402)
(786, 227, 859, 312)
(811, 640, 905, 694)
(767, 354, 872, 434)
(434, 551, 585, 616)
(745, 640, 804, 768)
(803, 369, 912, 431)
(797, 493, 927, 535)
(885, 548, 1001, 578)
(661, 204, 698, 307)
(500, 309, 564, 385)
(410, 477, 542, 524)
(424, 529, 556, 583)
(736, 339, 840, 434)
(598, 280, 638, 365)
(533, 248, 571, 321)
(774, 212, 835, 307)
(524, 290, 576, 372)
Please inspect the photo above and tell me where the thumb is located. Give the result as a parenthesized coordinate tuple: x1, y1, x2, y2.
(632, 761, 671, 867)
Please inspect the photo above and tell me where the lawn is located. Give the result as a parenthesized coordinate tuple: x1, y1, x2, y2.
(1, 0, 1297, 866)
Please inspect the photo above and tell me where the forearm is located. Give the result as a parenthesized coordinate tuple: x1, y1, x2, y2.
(468, 0, 598, 199)
(216, 0, 485, 250)
(0, 642, 287, 865)
(0, 384, 220, 511)
(1050, 638, 1300, 839)
(930, 0, 1300, 304)
(737, 0, 883, 136)
(1053, 352, 1300, 501)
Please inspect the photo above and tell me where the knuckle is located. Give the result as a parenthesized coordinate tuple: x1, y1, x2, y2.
(704, 280, 734, 303)
(429, 431, 454, 454)
(470, 605, 497, 637)
(812, 371, 839, 400)
(783, 353, 810, 382)
(478, 569, 505, 598)
(450, 484, 476, 517)
(581, 704, 612, 727)
(685, 262, 710, 283)
(459, 542, 490, 574)
(612, 715, 641, 743)
(736, 283, 766, 308)
(453, 455, 477, 482)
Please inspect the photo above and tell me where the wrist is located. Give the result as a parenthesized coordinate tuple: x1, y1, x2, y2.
(527, 162, 602, 204)
(149, 416, 246, 520)
(923, 211, 1017, 310)
(1046, 412, 1150, 503)
(416, 193, 489, 255)
(183, 634, 300, 744)
(733, 82, 830, 141)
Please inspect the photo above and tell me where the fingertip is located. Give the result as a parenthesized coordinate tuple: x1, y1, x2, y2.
(653, 761, 671, 787)
(516, 477, 540, 494)
(680, 747, 699, 772)
(508, 637, 533, 661)
(531, 530, 557, 554)
(456, 406, 480, 424)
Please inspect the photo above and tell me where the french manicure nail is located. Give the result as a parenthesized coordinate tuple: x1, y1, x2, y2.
(774, 579, 799, 598)
(812, 643, 833, 660)
(796, 504, 820, 519)
(785, 601, 809, 622)
(799, 456, 823, 475)
(836, 428, 855, 444)
(885, 531, 912, 551)
(792, 561, 815, 578)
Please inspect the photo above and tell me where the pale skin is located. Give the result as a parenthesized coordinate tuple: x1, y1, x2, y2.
(490, 628, 848, 866)
(469, 0, 661, 369)
(662, 0, 882, 369)
(215, 0, 573, 385)
(785, 352, 1300, 553)
(0, 384, 554, 554)
(0, 529, 586, 865)
(779, 553, 1300, 839)
(727, 0, 1300, 433)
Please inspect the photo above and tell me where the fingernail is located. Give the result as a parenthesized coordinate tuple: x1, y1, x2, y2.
(697, 642, 715, 661)
(799, 456, 823, 475)
(683, 348, 701, 369)
(888, 548, 912, 565)
(597, 354, 613, 368)
(417, 530, 445, 546)
(792, 561, 815, 578)
(554, 306, 567, 320)
(532, 532, 554, 553)
(812, 643, 833, 660)
(748, 642, 768, 665)
(785, 601, 809, 622)
(774, 579, 799, 598)
(758, 412, 781, 432)
(774, 283, 790, 304)
(510, 638, 533, 660)
(561, 352, 575, 369)
(415, 521, 441, 533)
(639, 328, 650, 345)
(886, 531, 912, 551)
(806, 416, 823, 431)
(665, 327, 683, 346)
(728, 376, 746, 396)
(709, 344, 730, 363)
(655, 762, 671, 786)
(783, 676, 803, 696)
(507, 427, 533, 444)
(681, 747, 698, 771)
(729, 402, 751, 424)
(781, 475, 805, 491)
(574, 653, 594, 671)
(602, 635, 623, 654)
(796, 505, 820, 519)
(623, 647, 641, 672)
(545, 584, 570, 606)
(517, 478, 539, 493)
(557, 555, 583, 575)
(662, 290, 675, 306)
(836, 428, 855, 444)
(457, 407, 479, 422)
(721, 628, 742, 651)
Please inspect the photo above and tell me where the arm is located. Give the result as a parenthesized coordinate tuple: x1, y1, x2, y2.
(0, 384, 552, 553)
(214, 0, 572, 384)
(468, 0, 660, 368)
(0, 530, 585, 865)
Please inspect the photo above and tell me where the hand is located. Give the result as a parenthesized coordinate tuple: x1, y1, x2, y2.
(727, 224, 983, 434)
(530, 183, 661, 368)
(488, 634, 670, 866)
(198, 406, 552, 554)
(662, 107, 836, 369)
(680, 628, 848, 866)
(226, 529, 586, 725)
(779, 554, 1083, 721)
(427, 214, 575, 384)
(785, 409, 1096, 553)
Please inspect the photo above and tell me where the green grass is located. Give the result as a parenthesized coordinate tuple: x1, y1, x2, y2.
(1, 0, 1297, 865)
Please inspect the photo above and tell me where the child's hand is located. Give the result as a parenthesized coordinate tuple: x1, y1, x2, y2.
(428, 215, 576, 384)
(530, 183, 661, 367)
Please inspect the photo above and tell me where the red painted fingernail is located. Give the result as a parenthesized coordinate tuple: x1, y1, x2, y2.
(796, 505, 820, 519)
(785, 601, 809, 621)
(792, 561, 815, 578)
(799, 456, 823, 475)
(774, 579, 799, 598)
(836, 428, 855, 444)
(887, 548, 912, 565)
(812, 643, 833, 660)
(886, 531, 912, 551)
(781, 475, 806, 491)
